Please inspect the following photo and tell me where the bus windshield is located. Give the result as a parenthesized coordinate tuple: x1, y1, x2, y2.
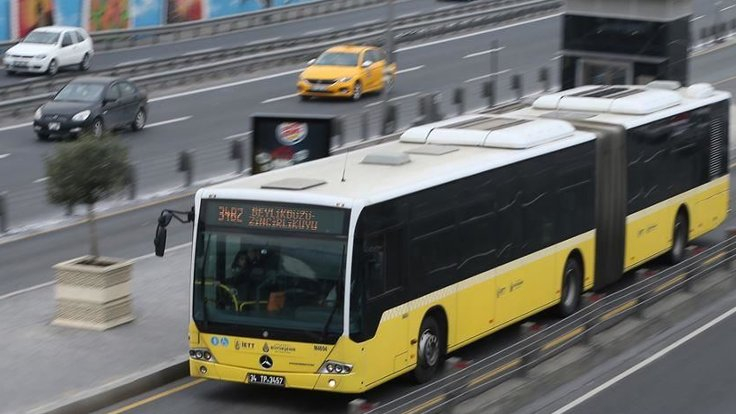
(192, 222, 348, 343)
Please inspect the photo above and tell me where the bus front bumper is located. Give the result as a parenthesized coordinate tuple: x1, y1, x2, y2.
(190, 359, 361, 393)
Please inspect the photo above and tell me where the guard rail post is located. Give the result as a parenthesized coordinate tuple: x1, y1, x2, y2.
(126, 163, 137, 200)
(361, 111, 370, 141)
(431, 92, 444, 122)
(454, 87, 466, 115)
(333, 116, 345, 148)
(539, 67, 550, 92)
(178, 150, 194, 187)
(483, 80, 496, 107)
(382, 104, 397, 135)
(511, 73, 523, 101)
(0, 191, 7, 233)
(230, 138, 245, 173)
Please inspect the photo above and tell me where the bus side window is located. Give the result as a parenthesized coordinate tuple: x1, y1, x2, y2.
(365, 228, 402, 299)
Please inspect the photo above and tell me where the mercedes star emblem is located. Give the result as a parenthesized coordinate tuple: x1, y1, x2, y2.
(259, 355, 273, 369)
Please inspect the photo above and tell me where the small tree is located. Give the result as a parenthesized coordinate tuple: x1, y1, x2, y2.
(46, 133, 130, 258)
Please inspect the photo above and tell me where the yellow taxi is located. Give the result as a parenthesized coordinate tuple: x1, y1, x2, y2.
(297, 45, 397, 101)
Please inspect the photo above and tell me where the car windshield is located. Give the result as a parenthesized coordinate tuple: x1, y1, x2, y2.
(23, 31, 59, 45)
(55, 83, 105, 103)
(193, 226, 349, 342)
(314, 52, 359, 67)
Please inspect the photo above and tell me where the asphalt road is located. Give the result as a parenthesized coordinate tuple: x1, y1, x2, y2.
(0, 12, 564, 231)
(559, 302, 736, 414)
(0, 0, 448, 87)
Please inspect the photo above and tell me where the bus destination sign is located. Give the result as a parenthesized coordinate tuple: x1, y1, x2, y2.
(205, 201, 346, 235)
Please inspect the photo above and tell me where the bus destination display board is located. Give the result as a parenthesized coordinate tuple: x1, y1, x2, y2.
(205, 201, 346, 235)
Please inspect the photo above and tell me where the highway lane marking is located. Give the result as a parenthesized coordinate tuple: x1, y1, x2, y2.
(399, 11, 419, 19)
(396, 65, 424, 75)
(354, 19, 380, 26)
(147, 69, 303, 102)
(106, 378, 206, 414)
(304, 27, 334, 35)
(0, 153, 9, 159)
(551, 304, 736, 414)
(224, 131, 252, 140)
(464, 70, 511, 83)
(690, 15, 705, 22)
(364, 92, 420, 108)
(115, 58, 151, 67)
(262, 93, 299, 104)
(33, 176, 49, 183)
(396, 13, 562, 52)
(144, 116, 192, 128)
(0, 122, 31, 132)
(247, 36, 281, 45)
(0, 281, 55, 301)
(184, 47, 221, 56)
(463, 46, 506, 59)
(0, 242, 191, 301)
(722, 4, 736, 12)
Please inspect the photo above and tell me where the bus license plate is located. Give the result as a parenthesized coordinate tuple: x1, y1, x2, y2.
(247, 373, 285, 387)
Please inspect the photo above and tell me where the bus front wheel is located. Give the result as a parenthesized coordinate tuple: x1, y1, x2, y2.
(557, 257, 582, 317)
(412, 315, 444, 383)
(668, 211, 688, 264)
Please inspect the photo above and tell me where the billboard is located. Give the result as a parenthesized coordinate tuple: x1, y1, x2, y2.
(251, 114, 334, 175)
(131, 0, 163, 27)
(17, 0, 55, 37)
(89, 0, 129, 30)
(166, 0, 201, 23)
(207, 0, 260, 19)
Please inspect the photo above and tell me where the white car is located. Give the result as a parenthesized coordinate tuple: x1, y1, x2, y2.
(3, 26, 94, 76)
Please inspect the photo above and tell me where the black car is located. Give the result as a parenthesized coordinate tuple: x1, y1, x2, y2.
(33, 76, 148, 141)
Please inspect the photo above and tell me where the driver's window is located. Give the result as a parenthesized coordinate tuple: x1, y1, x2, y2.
(61, 32, 73, 47)
(106, 84, 121, 101)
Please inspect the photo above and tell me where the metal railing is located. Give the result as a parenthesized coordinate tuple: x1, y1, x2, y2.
(0, 0, 387, 52)
(0, 0, 562, 116)
(367, 236, 736, 414)
(0, 66, 557, 233)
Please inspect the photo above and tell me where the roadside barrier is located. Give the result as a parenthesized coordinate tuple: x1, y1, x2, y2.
(0, 0, 562, 116)
(363, 236, 736, 414)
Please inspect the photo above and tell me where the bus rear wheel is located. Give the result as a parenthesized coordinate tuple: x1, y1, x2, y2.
(412, 315, 444, 383)
(557, 257, 582, 317)
(668, 211, 688, 264)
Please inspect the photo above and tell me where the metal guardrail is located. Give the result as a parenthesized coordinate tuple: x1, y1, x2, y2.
(368, 236, 736, 414)
(0, 0, 562, 116)
(0, 0, 388, 52)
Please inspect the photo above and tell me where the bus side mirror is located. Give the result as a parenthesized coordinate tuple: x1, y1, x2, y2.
(154, 211, 173, 257)
(154, 225, 167, 257)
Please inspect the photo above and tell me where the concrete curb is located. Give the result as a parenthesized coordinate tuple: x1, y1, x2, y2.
(29, 360, 189, 414)
(452, 265, 736, 413)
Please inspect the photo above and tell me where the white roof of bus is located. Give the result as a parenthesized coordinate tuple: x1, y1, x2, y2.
(204, 115, 596, 208)
(511, 83, 731, 129)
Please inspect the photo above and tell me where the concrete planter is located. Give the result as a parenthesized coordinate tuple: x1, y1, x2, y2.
(52, 256, 135, 330)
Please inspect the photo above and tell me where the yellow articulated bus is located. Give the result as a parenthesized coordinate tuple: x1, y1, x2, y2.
(154, 82, 729, 393)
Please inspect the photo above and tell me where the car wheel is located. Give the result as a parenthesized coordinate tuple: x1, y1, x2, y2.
(132, 108, 146, 131)
(352, 81, 362, 101)
(384, 74, 395, 94)
(6, 69, 15, 76)
(36, 133, 49, 141)
(299, 95, 310, 102)
(46, 59, 58, 76)
(79, 53, 91, 71)
(90, 118, 104, 138)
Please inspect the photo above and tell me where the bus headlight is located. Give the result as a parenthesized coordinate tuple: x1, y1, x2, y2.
(318, 360, 352, 374)
(189, 348, 217, 362)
